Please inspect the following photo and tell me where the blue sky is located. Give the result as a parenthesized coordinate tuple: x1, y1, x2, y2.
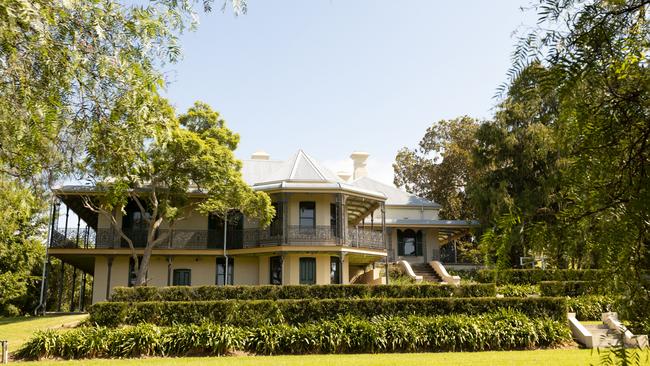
(162, 0, 535, 184)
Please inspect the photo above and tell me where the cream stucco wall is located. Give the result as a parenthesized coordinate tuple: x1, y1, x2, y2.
(92, 256, 108, 304)
(287, 194, 335, 226)
(90, 251, 357, 303)
(258, 256, 270, 284)
(383, 206, 439, 221)
(285, 255, 298, 285)
(170, 256, 216, 286)
(147, 256, 169, 287)
(233, 256, 258, 285)
(91, 256, 130, 303)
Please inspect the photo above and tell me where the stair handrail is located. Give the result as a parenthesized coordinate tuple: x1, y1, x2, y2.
(429, 261, 461, 286)
(602, 312, 649, 348)
(396, 260, 423, 283)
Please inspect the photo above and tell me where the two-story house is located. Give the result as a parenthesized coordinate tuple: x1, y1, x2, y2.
(46, 150, 474, 305)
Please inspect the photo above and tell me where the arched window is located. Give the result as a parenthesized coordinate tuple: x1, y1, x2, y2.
(397, 229, 423, 257)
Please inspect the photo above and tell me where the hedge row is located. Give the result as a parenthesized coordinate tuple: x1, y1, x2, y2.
(567, 295, 616, 320)
(539, 281, 605, 297)
(89, 297, 568, 327)
(17, 311, 571, 359)
(110, 283, 497, 302)
(476, 269, 601, 285)
(496, 284, 540, 297)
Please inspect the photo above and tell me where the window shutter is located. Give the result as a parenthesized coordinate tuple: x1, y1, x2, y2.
(397, 230, 404, 256)
(416, 230, 423, 256)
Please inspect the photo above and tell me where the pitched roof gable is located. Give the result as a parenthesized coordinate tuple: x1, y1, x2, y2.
(244, 150, 343, 186)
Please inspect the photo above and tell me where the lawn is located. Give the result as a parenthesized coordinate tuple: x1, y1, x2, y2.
(0, 314, 88, 350)
(12, 350, 650, 366)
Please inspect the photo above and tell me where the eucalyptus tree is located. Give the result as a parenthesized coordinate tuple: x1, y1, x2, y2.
(0, 0, 248, 303)
(490, 0, 650, 331)
(0, 0, 245, 189)
(393, 116, 480, 220)
(469, 64, 564, 268)
(81, 101, 274, 286)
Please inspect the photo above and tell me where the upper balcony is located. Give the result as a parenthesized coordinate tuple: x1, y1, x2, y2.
(50, 224, 385, 251)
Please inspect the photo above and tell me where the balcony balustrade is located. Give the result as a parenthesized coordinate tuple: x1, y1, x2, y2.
(49, 225, 385, 251)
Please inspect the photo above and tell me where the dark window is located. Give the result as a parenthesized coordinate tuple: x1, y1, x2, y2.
(208, 211, 244, 249)
(121, 200, 151, 248)
(270, 256, 282, 285)
(397, 229, 423, 257)
(173, 269, 191, 286)
(216, 257, 234, 285)
(128, 256, 143, 287)
(299, 257, 316, 285)
(270, 202, 283, 237)
(208, 213, 223, 249)
(330, 203, 338, 237)
(330, 256, 341, 284)
(299, 202, 316, 230)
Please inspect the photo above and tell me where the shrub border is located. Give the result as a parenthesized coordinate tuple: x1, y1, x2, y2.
(89, 297, 568, 327)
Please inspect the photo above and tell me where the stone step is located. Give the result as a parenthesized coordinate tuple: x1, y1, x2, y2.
(594, 337, 623, 348)
(405, 263, 442, 282)
(584, 324, 609, 330)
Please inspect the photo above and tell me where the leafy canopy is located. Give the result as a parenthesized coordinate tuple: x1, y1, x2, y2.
(393, 116, 480, 220)
(82, 100, 273, 285)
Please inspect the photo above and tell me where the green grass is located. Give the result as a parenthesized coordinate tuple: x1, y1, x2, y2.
(14, 350, 650, 366)
(0, 314, 88, 350)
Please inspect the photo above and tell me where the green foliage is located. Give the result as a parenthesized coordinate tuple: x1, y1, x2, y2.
(0, 0, 245, 184)
(393, 116, 481, 220)
(566, 295, 616, 321)
(82, 101, 274, 286)
(88, 297, 568, 327)
(0, 0, 252, 310)
(110, 283, 497, 302)
(497, 284, 540, 297)
(476, 269, 601, 285)
(16, 311, 571, 359)
(0, 178, 45, 315)
(388, 267, 417, 285)
(483, 0, 650, 334)
(597, 333, 649, 366)
(392, 116, 482, 265)
(539, 281, 606, 297)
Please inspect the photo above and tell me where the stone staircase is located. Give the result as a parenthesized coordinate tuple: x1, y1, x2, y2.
(409, 263, 442, 282)
(583, 324, 623, 348)
(568, 312, 648, 349)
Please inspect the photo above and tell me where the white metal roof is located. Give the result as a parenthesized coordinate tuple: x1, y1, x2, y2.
(350, 176, 441, 208)
(56, 150, 439, 209)
(242, 150, 344, 185)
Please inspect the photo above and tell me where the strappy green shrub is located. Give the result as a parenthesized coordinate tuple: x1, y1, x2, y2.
(16, 311, 571, 360)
